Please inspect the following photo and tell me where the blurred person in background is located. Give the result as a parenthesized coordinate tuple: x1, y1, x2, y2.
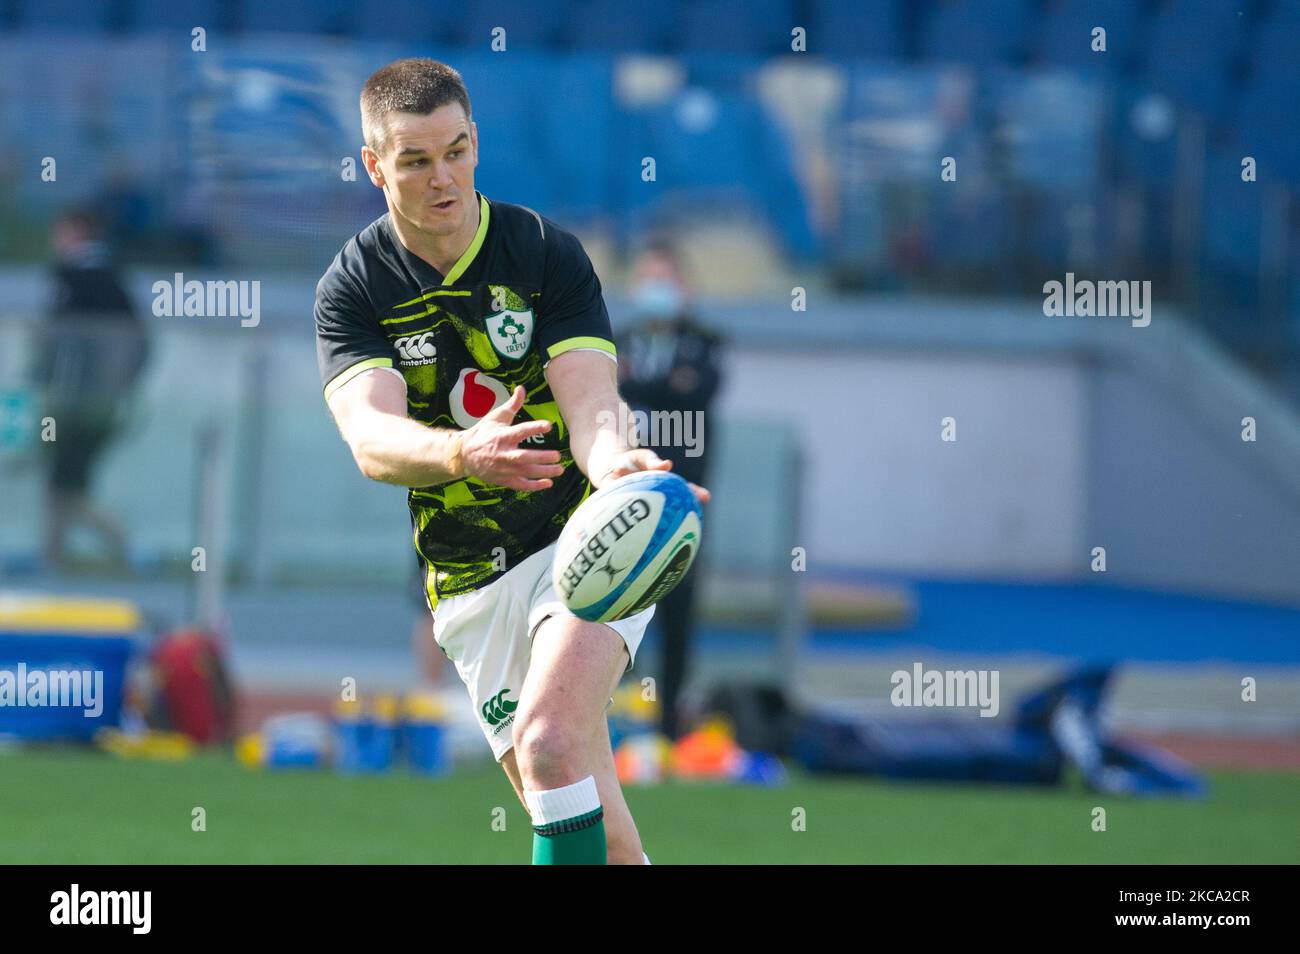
(616, 240, 724, 740)
(38, 208, 150, 569)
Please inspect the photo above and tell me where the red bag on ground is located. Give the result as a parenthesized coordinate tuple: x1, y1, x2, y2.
(150, 628, 236, 744)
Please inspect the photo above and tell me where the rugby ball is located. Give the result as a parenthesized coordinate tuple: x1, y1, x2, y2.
(552, 471, 702, 623)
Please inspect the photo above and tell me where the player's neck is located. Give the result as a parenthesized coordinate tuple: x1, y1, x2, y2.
(389, 194, 480, 278)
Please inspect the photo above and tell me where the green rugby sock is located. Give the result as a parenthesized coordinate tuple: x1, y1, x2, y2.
(525, 776, 606, 865)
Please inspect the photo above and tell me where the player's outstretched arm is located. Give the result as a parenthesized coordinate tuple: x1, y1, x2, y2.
(327, 368, 463, 487)
(546, 350, 710, 504)
(328, 369, 564, 491)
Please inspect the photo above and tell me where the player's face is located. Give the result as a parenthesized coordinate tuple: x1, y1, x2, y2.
(370, 103, 478, 238)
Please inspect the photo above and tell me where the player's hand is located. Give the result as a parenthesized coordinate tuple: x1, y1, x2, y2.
(593, 448, 711, 505)
(456, 386, 565, 491)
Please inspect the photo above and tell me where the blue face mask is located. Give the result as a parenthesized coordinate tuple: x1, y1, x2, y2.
(631, 279, 684, 319)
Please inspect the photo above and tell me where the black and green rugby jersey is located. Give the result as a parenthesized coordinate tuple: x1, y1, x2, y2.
(315, 192, 617, 608)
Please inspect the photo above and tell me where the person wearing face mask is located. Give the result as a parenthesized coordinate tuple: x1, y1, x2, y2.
(616, 240, 724, 741)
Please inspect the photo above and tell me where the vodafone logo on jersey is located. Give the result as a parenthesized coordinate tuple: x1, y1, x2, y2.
(450, 369, 511, 429)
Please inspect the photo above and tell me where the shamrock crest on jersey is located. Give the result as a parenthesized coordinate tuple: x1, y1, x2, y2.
(486, 308, 534, 361)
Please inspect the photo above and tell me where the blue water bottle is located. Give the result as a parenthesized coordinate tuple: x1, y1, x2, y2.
(363, 695, 398, 772)
(333, 698, 368, 774)
(403, 692, 450, 776)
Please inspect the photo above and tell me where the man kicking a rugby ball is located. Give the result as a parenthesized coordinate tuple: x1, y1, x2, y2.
(315, 58, 709, 865)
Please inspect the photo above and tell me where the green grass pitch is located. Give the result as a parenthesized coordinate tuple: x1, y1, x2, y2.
(2, 748, 1296, 864)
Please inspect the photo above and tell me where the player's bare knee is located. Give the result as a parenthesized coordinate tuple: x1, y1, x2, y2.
(512, 713, 586, 788)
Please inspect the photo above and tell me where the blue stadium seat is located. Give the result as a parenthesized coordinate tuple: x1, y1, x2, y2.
(1110, 85, 1180, 188)
(919, 0, 1033, 67)
(532, 56, 614, 220)
(610, 88, 818, 257)
(566, 0, 676, 53)
(11, 0, 116, 33)
(1033, 0, 1139, 73)
(353, 0, 452, 44)
(238, 0, 352, 37)
(1234, 73, 1300, 187)
(453, 53, 555, 209)
(1250, 5, 1300, 84)
(450, 0, 573, 50)
(127, 0, 226, 34)
(1202, 148, 1262, 273)
(1141, 2, 1247, 121)
(677, 0, 793, 56)
(808, 0, 904, 59)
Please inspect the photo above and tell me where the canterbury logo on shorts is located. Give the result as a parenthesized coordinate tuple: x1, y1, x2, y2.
(482, 688, 518, 727)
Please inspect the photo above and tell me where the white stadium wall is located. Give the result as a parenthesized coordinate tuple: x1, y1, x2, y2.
(717, 349, 1088, 578)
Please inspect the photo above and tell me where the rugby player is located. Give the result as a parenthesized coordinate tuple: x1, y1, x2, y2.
(315, 58, 709, 865)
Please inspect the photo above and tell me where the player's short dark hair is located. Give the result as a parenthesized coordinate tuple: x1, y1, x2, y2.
(360, 58, 472, 157)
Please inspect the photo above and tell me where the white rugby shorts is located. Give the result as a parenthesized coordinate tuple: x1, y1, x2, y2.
(430, 540, 654, 760)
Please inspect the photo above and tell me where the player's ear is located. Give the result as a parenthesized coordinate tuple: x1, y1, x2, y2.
(361, 145, 385, 187)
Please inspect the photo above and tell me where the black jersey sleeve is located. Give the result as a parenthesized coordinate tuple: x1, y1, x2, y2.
(315, 262, 394, 400)
(535, 223, 616, 365)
